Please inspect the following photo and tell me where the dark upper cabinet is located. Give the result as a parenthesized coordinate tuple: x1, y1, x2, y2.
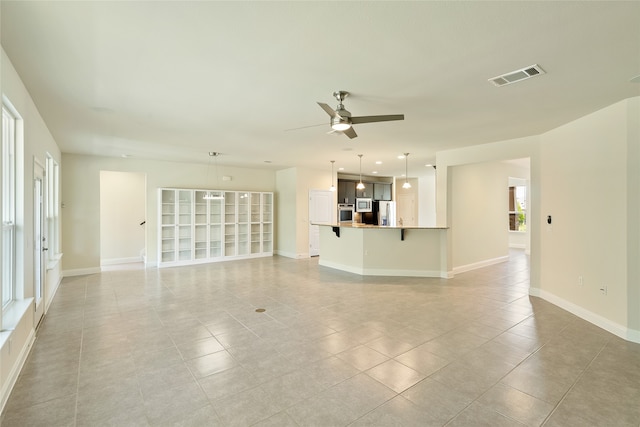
(338, 181, 356, 204)
(355, 183, 371, 198)
(373, 183, 392, 200)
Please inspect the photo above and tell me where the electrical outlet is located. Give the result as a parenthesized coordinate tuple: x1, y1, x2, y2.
(578, 276, 583, 287)
(600, 285, 608, 295)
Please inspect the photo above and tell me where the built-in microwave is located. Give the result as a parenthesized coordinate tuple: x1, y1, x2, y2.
(355, 198, 372, 213)
(338, 204, 354, 222)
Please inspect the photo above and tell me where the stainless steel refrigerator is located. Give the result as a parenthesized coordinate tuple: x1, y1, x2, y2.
(377, 201, 396, 226)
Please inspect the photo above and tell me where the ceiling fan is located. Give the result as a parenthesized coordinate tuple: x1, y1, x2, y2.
(317, 91, 404, 139)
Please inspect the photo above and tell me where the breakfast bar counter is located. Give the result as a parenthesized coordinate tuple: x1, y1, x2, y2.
(315, 223, 451, 278)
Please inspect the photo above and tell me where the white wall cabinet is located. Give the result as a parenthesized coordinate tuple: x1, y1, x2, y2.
(158, 188, 273, 267)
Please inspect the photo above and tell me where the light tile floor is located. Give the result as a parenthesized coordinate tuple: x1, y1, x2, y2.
(2, 250, 640, 426)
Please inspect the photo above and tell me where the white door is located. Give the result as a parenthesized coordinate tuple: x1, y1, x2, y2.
(33, 160, 45, 327)
(396, 193, 416, 227)
(309, 190, 333, 257)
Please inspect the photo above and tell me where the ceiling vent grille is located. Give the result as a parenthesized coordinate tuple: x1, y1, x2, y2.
(488, 64, 545, 87)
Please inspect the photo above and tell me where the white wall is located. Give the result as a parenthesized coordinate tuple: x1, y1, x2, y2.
(275, 166, 332, 259)
(450, 161, 509, 271)
(418, 167, 436, 227)
(99, 171, 146, 265)
(1, 48, 63, 412)
(275, 168, 297, 258)
(537, 97, 638, 339)
(62, 154, 275, 273)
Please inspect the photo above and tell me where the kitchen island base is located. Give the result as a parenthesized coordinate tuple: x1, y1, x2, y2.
(317, 224, 451, 278)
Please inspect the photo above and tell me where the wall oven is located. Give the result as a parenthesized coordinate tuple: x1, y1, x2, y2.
(355, 198, 372, 213)
(338, 204, 354, 222)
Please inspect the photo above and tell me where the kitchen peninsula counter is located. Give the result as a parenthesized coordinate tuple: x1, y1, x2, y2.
(315, 223, 451, 278)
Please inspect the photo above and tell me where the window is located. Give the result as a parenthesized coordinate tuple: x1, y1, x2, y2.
(508, 185, 527, 231)
(46, 156, 60, 259)
(2, 105, 16, 307)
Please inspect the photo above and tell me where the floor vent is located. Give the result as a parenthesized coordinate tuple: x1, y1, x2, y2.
(489, 64, 545, 87)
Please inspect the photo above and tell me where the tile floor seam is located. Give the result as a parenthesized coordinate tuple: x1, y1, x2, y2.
(5, 252, 640, 426)
(538, 336, 610, 427)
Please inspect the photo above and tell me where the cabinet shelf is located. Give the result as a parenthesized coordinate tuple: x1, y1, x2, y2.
(158, 188, 273, 266)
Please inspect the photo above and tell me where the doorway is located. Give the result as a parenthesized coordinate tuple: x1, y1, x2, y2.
(33, 159, 45, 327)
(99, 171, 146, 268)
(308, 190, 334, 257)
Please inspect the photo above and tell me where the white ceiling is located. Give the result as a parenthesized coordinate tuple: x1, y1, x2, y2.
(2, 1, 639, 178)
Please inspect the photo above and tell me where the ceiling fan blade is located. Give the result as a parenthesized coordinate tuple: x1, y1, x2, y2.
(317, 102, 340, 118)
(351, 114, 404, 124)
(343, 127, 357, 139)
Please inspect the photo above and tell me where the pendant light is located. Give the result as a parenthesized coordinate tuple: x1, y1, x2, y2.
(203, 152, 224, 200)
(356, 154, 365, 190)
(402, 152, 412, 189)
(329, 160, 336, 192)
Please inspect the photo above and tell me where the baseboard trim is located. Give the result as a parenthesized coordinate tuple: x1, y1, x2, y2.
(319, 259, 449, 278)
(529, 287, 640, 344)
(62, 267, 101, 277)
(453, 255, 509, 275)
(100, 256, 143, 266)
(0, 328, 35, 414)
(274, 250, 307, 259)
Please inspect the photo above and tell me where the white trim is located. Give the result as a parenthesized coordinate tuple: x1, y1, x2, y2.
(62, 267, 101, 277)
(45, 274, 62, 314)
(452, 255, 509, 275)
(274, 250, 307, 259)
(0, 328, 35, 414)
(100, 256, 143, 266)
(319, 259, 450, 278)
(529, 287, 640, 344)
(509, 243, 526, 249)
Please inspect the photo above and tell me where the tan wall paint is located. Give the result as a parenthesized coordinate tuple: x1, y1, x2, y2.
(61, 154, 275, 271)
(539, 98, 631, 330)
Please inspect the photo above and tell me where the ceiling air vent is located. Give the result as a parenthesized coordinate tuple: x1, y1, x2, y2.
(488, 64, 545, 87)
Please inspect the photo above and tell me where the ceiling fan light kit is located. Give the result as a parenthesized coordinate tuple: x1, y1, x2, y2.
(317, 91, 405, 139)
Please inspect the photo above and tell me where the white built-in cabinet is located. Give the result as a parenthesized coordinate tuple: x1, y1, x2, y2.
(159, 188, 273, 267)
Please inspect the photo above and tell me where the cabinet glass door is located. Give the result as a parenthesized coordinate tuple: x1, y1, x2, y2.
(237, 193, 250, 255)
(194, 191, 208, 259)
(160, 189, 177, 263)
(251, 223, 261, 253)
(262, 193, 272, 223)
(262, 193, 273, 253)
(209, 193, 223, 258)
(262, 223, 272, 253)
(177, 190, 192, 261)
(224, 192, 236, 256)
(250, 193, 261, 223)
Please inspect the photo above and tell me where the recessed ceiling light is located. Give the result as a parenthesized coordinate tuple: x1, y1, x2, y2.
(425, 164, 433, 167)
(397, 155, 405, 159)
(375, 161, 382, 165)
(121, 154, 131, 158)
(338, 167, 344, 171)
(372, 171, 378, 174)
